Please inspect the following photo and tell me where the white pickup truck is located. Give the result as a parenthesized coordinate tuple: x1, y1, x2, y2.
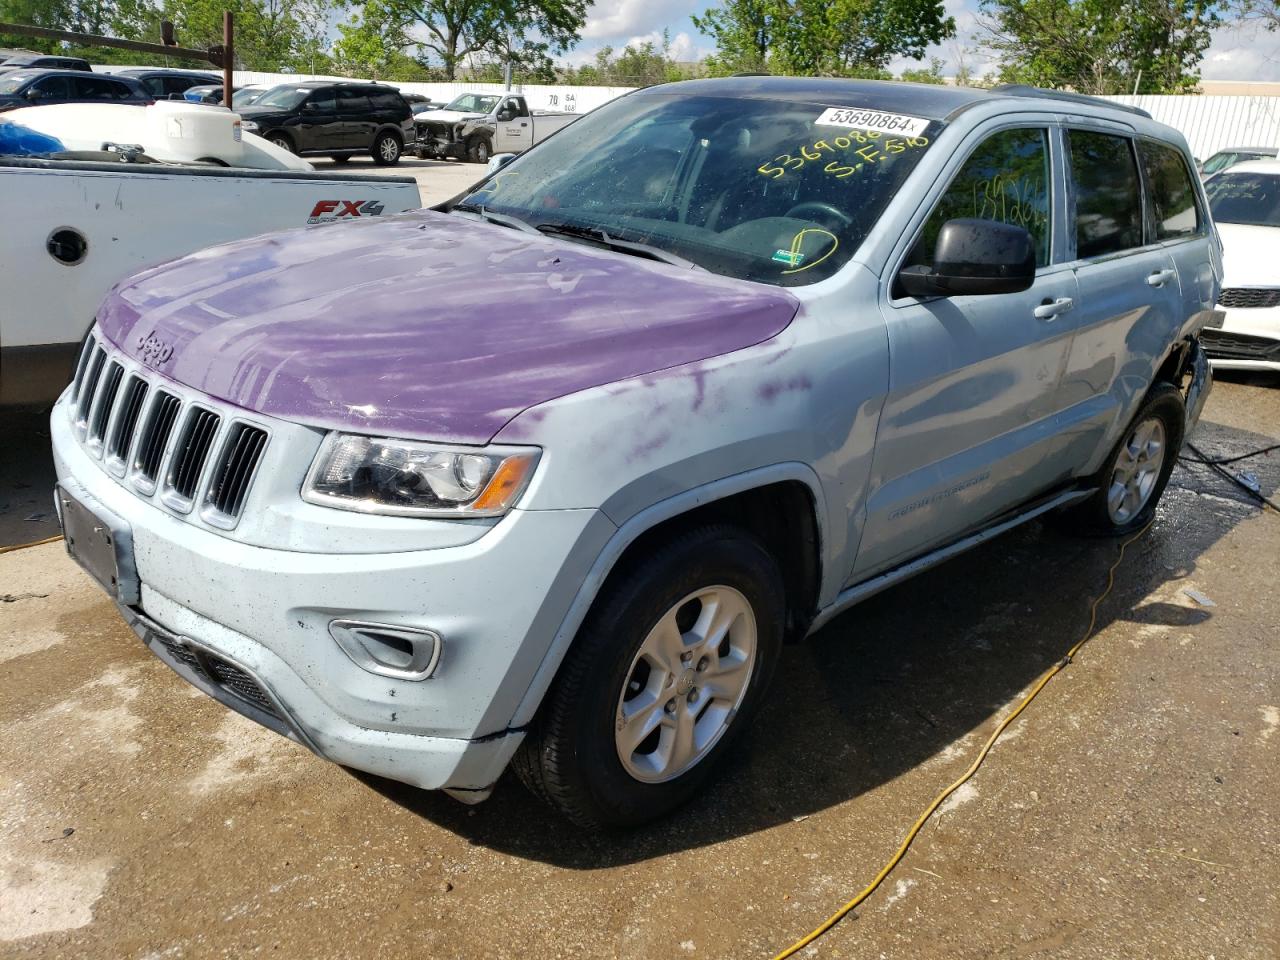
(411, 92, 578, 164)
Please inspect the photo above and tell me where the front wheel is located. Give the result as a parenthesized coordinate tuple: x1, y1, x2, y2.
(1061, 382, 1185, 535)
(372, 132, 401, 166)
(266, 133, 294, 154)
(513, 525, 784, 828)
(467, 134, 492, 164)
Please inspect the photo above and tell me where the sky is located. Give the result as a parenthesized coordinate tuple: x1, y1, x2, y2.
(569, 0, 1280, 82)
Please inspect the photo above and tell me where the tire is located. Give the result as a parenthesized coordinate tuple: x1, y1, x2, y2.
(330, 154, 351, 165)
(266, 133, 294, 154)
(1060, 382, 1185, 535)
(513, 525, 785, 828)
(467, 134, 492, 165)
(372, 132, 401, 166)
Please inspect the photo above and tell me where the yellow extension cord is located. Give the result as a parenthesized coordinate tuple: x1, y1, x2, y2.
(0, 534, 62, 556)
(770, 520, 1155, 960)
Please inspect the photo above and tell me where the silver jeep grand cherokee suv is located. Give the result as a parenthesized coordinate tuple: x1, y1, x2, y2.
(54, 78, 1217, 828)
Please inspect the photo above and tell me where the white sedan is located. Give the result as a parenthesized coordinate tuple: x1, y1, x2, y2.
(1203, 159, 1280, 372)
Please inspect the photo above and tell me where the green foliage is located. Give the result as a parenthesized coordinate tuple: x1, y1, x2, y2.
(337, 0, 588, 80)
(980, 0, 1222, 93)
(899, 56, 946, 84)
(562, 31, 699, 87)
(693, 0, 955, 76)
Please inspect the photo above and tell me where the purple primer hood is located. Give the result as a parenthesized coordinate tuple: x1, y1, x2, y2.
(97, 211, 800, 444)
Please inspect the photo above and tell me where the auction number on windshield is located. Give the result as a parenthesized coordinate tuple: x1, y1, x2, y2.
(815, 108, 930, 137)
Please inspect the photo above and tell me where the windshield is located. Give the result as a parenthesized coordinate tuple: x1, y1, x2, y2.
(0, 73, 32, 94)
(444, 93, 499, 113)
(232, 87, 265, 108)
(254, 86, 309, 110)
(459, 92, 939, 286)
(1205, 172, 1280, 227)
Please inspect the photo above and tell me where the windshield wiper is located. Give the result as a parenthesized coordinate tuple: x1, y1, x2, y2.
(452, 203, 539, 234)
(535, 223, 703, 271)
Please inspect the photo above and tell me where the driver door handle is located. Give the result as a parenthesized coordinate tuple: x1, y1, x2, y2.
(1147, 268, 1176, 287)
(1034, 296, 1074, 320)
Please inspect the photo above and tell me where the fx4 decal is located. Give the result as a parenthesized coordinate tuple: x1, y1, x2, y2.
(308, 200, 387, 224)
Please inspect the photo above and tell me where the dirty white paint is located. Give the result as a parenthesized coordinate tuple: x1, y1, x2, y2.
(938, 782, 980, 816)
(0, 853, 113, 941)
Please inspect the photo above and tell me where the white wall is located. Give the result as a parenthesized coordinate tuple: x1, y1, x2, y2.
(1104, 95, 1280, 160)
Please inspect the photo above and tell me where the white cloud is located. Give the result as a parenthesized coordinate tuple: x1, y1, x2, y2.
(1201, 22, 1280, 81)
(622, 30, 713, 62)
(583, 0, 696, 40)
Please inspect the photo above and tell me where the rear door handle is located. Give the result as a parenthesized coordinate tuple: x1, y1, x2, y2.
(1034, 297, 1074, 320)
(1147, 268, 1176, 287)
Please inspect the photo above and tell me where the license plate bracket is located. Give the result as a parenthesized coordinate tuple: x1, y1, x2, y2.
(57, 484, 139, 604)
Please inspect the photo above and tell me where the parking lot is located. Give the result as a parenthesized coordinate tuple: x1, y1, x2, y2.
(2, 372, 1277, 958)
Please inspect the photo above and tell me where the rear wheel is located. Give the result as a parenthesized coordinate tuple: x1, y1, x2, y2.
(513, 525, 784, 828)
(372, 132, 401, 166)
(1060, 383, 1185, 535)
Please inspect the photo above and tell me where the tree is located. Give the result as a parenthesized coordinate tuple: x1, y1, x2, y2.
(338, 0, 588, 80)
(979, 0, 1221, 94)
(693, 0, 955, 77)
(900, 56, 947, 83)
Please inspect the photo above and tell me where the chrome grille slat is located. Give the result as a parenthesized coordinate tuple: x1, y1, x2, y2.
(88, 362, 125, 446)
(75, 346, 107, 426)
(206, 423, 268, 524)
(108, 376, 149, 468)
(70, 336, 96, 403)
(134, 391, 182, 487)
(167, 408, 221, 503)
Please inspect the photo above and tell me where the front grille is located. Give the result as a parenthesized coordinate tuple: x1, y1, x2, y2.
(166, 407, 222, 503)
(1220, 287, 1280, 309)
(69, 332, 273, 530)
(108, 376, 149, 464)
(205, 423, 268, 522)
(75, 346, 106, 425)
(1201, 329, 1280, 361)
(134, 391, 181, 485)
(88, 361, 125, 445)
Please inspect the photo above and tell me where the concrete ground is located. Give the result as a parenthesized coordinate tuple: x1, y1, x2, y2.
(2, 375, 1277, 959)
(311, 155, 490, 207)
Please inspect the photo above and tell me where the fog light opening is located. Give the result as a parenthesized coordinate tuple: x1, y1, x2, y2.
(328, 619, 442, 681)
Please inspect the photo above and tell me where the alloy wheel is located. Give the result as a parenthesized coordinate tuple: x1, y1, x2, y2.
(614, 585, 757, 783)
(1107, 417, 1166, 524)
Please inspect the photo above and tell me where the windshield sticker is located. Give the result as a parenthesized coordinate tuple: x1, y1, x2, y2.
(779, 228, 839, 275)
(815, 108, 929, 137)
(757, 131, 929, 181)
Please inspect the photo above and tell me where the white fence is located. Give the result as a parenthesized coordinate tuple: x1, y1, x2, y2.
(1106, 95, 1280, 159)
(97, 66, 1280, 157)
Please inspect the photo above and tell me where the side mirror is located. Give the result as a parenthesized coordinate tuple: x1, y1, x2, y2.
(24, 88, 43, 100)
(487, 152, 517, 173)
(302, 100, 317, 112)
(496, 106, 515, 121)
(898, 218, 1036, 298)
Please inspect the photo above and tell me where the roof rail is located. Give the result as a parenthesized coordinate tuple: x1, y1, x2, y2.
(992, 84, 1152, 119)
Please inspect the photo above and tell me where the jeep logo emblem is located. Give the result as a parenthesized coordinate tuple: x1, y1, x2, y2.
(136, 329, 174, 367)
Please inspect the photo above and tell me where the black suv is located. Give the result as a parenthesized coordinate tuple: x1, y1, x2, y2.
(0, 54, 92, 75)
(0, 69, 151, 111)
(237, 81, 414, 165)
(116, 69, 219, 100)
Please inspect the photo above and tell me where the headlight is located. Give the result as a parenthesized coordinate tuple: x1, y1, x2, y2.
(241, 120, 259, 132)
(302, 433, 539, 518)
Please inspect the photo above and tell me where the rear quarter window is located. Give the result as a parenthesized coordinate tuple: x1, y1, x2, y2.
(1139, 140, 1200, 240)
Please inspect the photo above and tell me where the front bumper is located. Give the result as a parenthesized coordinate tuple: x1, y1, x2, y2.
(52, 393, 612, 794)
(1203, 304, 1280, 371)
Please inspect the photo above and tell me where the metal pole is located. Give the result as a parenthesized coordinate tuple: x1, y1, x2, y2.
(223, 11, 234, 107)
(0, 20, 221, 65)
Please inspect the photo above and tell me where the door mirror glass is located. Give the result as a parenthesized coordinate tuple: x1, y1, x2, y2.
(898, 218, 1036, 297)
(496, 104, 515, 121)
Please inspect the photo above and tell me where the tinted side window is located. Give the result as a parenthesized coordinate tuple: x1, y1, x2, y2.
(337, 88, 371, 113)
(31, 75, 72, 98)
(307, 90, 337, 112)
(372, 90, 404, 112)
(1139, 140, 1200, 240)
(908, 127, 1052, 269)
(1069, 131, 1144, 259)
